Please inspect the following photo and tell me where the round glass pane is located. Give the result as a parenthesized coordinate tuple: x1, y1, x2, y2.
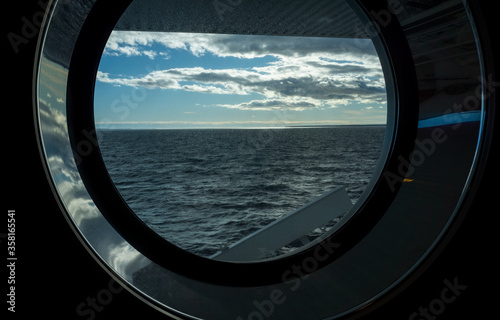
(94, 10, 388, 260)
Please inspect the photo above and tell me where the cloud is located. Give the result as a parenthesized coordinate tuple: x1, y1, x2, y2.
(218, 98, 321, 111)
(98, 31, 387, 110)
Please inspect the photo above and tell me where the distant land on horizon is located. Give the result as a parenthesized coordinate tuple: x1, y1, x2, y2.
(95, 123, 387, 130)
(286, 124, 386, 128)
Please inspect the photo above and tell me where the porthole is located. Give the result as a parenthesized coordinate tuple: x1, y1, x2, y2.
(63, 0, 415, 287)
(35, 0, 494, 319)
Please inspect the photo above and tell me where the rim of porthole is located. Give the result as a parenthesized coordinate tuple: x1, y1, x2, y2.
(35, 1, 496, 319)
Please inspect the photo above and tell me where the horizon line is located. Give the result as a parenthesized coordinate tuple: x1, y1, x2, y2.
(95, 123, 387, 130)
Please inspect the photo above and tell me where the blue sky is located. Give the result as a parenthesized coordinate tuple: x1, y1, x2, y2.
(94, 31, 387, 129)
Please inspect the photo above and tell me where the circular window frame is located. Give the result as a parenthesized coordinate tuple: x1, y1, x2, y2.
(35, 0, 498, 319)
(64, 0, 419, 287)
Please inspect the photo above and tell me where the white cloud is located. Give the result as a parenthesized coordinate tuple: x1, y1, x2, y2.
(218, 97, 321, 111)
(99, 31, 387, 111)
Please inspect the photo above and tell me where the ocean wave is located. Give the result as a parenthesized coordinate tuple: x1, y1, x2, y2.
(99, 127, 386, 257)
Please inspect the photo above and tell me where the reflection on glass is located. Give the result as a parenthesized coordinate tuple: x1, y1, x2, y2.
(37, 55, 151, 280)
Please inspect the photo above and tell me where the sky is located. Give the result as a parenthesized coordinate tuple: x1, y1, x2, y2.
(94, 31, 387, 129)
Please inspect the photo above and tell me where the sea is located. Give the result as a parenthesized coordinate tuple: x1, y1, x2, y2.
(97, 126, 386, 258)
